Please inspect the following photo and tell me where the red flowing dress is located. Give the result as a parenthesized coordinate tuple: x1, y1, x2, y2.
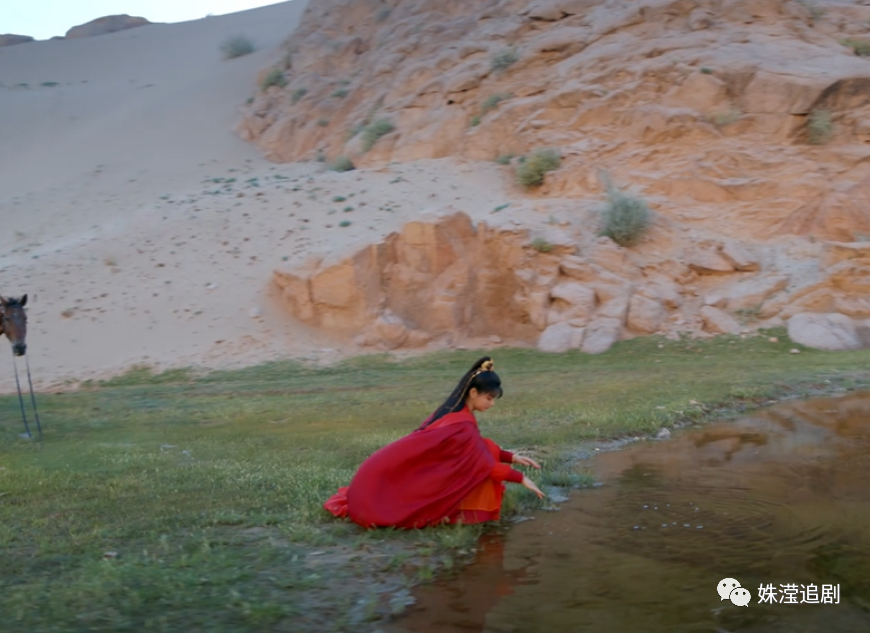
(323, 407, 524, 529)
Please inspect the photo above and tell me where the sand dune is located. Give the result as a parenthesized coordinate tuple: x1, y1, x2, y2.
(0, 0, 536, 391)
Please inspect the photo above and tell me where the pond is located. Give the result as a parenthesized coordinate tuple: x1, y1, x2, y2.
(386, 393, 870, 633)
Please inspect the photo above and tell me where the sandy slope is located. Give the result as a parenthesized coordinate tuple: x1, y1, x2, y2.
(0, 1, 542, 391)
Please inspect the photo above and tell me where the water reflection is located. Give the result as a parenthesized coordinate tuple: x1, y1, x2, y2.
(387, 393, 870, 633)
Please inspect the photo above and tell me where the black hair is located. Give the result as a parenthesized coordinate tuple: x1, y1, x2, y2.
(419, 356, 503, 429)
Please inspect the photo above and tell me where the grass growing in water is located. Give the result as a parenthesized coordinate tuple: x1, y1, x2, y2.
(3, 336, 870, 631)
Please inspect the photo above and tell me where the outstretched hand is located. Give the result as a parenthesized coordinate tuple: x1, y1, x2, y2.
(512, 454, 541, 469)
(522, 475, 546, 499)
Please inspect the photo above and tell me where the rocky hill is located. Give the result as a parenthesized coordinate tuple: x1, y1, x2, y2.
(240, 0, 870, 353)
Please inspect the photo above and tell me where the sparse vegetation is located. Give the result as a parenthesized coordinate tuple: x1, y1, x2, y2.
(531, 237, 553, 253)
(700, 67, 713, 74)
(481, 93, 512, 114)
(710, 109, 742, 126)
(470, 115, 481, 127)
(375, 7, 392, 22)
(330, 156, 355, 172)
(495, 153, 515, 165)
(841, 37, 870, 56)
(797, 0, 826, 20)
(361, 119, 395, 152)
(516, 148, 561, 188)
(41, 81, 59, 87)
(807, 109, 833, 145)
(491, 47, 520, 73)
(261, 68, 287, 90)
(735, 304, 763, 324)
(291, 86, 308, 103)
(599, 177, 652, 247)
(339, 220, 352, 227)
(333, 196, 347, 202)
(220, 35, 255, 59)
(317, 118, 329, 127)
(331, 88, 349, 98)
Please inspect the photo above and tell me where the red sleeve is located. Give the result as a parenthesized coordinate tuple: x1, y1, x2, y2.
(491, 463, 524, 484)
(499, 449, 514, 464)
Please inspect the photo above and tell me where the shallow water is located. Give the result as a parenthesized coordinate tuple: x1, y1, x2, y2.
(387, 393, 870, 633)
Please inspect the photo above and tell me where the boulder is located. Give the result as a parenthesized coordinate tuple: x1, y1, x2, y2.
(699, 306, 741, 334)
(685, 247, 735, 275)
(65, 15, 151, 39)
(537, 322, 585, 352)
(627, 294, 666, 334)
(580, 317, 623, 354)
(787, 313, 862, 351)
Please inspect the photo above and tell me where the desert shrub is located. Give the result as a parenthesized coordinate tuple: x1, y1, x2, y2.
(481, 93, 511, 114)
(261, 68, 287, 90)
(807, 109, 833, 144)
(516, 148, 561, 188)
(842, 38, 870, 56)
(361, 119, 395, 151)
(375, 7, 392, 22)
(291, 86, 308, 103)
(470, 115, 481, 127)
(491, 47, 520, 73)
(331, 88, 349, 98)
(317, 118, 329, 127)
(599, 181, 651, 247)
(495, 154, 514, 165)
(700, 67, 713, 74)
(710, 109, 741, 126)
(220, 35, 255, 59)
(531, 237, 553, 253)
(330, 156, 355, 172)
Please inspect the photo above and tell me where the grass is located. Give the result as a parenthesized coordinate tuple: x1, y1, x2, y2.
(807, 109, 833, 145)
(4, 337, 870, 631)
(491, 47, 520, 73)
(516, 148, 561, 188)
(329, 156, 355, 172)
(220, 35, 255, 59)
(841, 38, 870, 57)
(291, 86, 308, 103)
(470, 115, 481, 127)
(331, 88, 349, 98)
(530, 237, 553, 253)
(261, 69, 287, 91)
(599, 178, 651, 247)
(361, 119, 395, 152)
(495, 154, 515, 165)
(481, 93, 512, 114)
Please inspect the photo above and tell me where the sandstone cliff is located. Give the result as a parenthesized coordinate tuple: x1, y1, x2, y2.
(248, 0, 870, 352)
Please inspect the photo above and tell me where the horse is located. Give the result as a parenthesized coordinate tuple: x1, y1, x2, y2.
(0, 294, 28, 357)
(0, 294, 41, 439)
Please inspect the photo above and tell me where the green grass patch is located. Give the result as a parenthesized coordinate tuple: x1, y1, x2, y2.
(491, 47, 520, 73)
(2, 336, 870, 630)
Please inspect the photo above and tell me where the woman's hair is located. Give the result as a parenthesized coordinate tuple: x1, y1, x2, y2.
(418, 356, 503, 429)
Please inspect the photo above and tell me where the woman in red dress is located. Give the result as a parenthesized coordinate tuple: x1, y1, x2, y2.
(324, 357, 546, 529)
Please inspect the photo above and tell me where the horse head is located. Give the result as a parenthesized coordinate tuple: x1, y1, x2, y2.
(0, 294, 28, 356)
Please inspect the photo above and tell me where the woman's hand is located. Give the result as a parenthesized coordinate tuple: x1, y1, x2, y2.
(512, 454, 541, 469)
(522, 476, 546, 499)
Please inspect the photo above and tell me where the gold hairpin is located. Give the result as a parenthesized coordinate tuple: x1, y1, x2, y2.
(473, 359, 494, 378)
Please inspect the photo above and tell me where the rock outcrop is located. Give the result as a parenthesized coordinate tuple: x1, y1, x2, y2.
(0, 34, 34, 47)
(238, 0, 870, 242)
(65, 15, 151, 39)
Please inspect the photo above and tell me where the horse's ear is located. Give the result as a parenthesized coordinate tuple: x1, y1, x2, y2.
(20, 294, 27, 307)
